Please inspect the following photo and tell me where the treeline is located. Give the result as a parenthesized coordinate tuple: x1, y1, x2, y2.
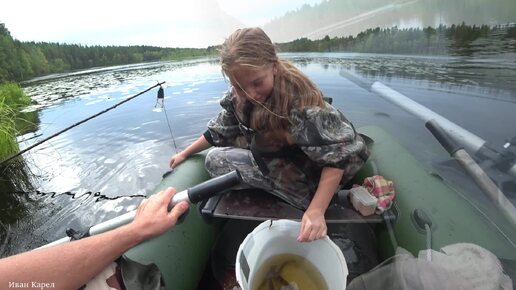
(2, 22, 515, 83)
(264, 0, 516, 42)
(277, 23, 516, 56)
(0, 23, 217, 83)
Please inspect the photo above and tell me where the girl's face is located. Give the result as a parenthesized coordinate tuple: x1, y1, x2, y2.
(228, 64, 275, 103)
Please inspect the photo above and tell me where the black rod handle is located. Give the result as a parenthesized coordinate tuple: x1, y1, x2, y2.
(167, 170, 242, 211)
(188, 170, 241, 203)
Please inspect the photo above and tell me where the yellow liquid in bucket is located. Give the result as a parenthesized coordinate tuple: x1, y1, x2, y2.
(251, 253, 328, 290)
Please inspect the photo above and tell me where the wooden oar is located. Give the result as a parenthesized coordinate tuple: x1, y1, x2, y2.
(41, 170, 241, 248)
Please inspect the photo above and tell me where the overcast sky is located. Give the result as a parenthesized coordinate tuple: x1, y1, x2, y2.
(0, 0, 322, 48)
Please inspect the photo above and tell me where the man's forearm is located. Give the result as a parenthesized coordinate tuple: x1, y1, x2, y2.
(0, 224, 142, 290)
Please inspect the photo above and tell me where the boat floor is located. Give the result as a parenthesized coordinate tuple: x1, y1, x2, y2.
(201, 188, 386, 224)
(202, 191, 384, 289)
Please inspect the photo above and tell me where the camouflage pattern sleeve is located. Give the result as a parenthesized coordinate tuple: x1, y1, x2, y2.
(289, 104, 367, 168)
(206, 92, 248, 148)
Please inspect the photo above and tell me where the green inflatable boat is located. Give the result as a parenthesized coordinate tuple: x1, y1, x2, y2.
(117, 124, 515, 289)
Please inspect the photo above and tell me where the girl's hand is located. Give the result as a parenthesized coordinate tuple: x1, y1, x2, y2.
(297, 209, 327, 242)
(169, 151, 188, 168)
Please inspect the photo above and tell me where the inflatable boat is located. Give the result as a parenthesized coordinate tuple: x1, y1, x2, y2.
(115, 124, 516, 289)
(41, 79, 516, 289)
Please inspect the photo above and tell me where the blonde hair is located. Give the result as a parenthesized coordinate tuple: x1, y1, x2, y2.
(219, 27, 324, 134)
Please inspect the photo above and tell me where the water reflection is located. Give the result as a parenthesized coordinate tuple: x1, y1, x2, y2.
(285, 53, 516, 103)
(21, 58, 218, 111)
(0, 106, 42, 254)
(0, 161, 34, 219)
(0, 158, 38, 255)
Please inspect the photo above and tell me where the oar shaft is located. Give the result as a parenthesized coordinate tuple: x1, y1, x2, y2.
(347, 75, 516, 178)
(342, 70, 505, 160)
(370, 81, 486, 154)
(426, 120, 516, 228)
(453, 150, 516, 221)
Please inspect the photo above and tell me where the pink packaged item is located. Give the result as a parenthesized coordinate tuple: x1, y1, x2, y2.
(350, 186, 378, 216)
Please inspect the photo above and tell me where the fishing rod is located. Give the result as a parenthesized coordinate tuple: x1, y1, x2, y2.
(0, 81, 166, 166)
(340, 70, 516, 179)
(41, 170, 241, 248)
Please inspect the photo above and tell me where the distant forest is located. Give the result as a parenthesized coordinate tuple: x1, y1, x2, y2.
(0, 23, 217, 83)
(277, 23, 516, 55)
(1, 22, 515, 84)
(264, 0, 516, 42)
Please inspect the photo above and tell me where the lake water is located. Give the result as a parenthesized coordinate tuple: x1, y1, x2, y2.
(1, 52, 515, 257)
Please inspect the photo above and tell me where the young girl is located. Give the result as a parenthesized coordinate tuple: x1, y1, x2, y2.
(169, 27, 368, 242)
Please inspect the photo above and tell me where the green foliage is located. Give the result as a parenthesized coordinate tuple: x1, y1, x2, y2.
(0, 23, 217, 84)
(0, 83, 32, 159)
(505, 26, 516, 39)
(277, 23, 515, 56)
(0, 98, 19, 159)
(14, 110, 39, 135)
(264, 0, 516, 42)
(1, 19, 513, 84)
(0, 82, 31, 108)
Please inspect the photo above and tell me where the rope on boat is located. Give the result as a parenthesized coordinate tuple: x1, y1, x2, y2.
(425, 224, 432, 261)
(0, 82, 165, 166)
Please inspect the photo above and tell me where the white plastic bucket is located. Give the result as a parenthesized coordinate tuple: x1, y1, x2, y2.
(235, 219, 348, 290)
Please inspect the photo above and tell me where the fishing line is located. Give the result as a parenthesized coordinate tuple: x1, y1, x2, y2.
(231, 84, 289, 120)
(155, 83, 178, 153)
(0, 82, 166, 167)
(9, 190, 147, 202)
(163, 108, 178, 153)
(223, 68, 289, 121)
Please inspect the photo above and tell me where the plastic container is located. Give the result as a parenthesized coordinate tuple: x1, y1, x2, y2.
(235, 219, 348, 290)
(350, 186, 378, 216)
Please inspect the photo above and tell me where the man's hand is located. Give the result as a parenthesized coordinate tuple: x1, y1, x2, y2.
(130, 187, 189, 243)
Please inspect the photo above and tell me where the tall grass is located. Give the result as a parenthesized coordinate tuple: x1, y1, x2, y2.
(0, 100, 19, 159)
(0, 83, 31, 160)
(0, 84, 35, 245)
(0, 83, 31, 107)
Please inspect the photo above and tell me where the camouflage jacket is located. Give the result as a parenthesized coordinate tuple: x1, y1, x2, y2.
(204, 91, 369, 183)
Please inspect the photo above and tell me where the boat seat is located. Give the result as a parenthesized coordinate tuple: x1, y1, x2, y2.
(200, 188, 394, 224)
